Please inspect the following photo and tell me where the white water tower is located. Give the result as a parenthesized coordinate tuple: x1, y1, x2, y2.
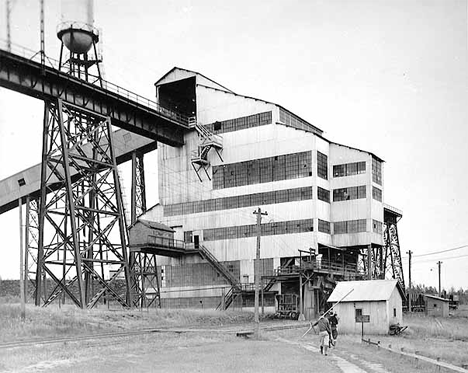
(56, 0, 98, 54)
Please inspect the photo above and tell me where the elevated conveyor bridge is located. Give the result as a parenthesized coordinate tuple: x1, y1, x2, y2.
(0, 45, 189, 146)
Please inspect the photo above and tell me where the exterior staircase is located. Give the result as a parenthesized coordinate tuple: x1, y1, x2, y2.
(196, 244, 241, 310)
(189, 117, 223, 181)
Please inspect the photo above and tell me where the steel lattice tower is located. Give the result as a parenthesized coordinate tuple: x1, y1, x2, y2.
(35, 24, 132, 308)
(383, 207, 405, 294)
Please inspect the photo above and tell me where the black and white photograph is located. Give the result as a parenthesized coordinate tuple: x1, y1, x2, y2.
(0, 0, 467, 372)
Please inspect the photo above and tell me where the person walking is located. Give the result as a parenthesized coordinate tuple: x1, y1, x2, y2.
(313, 311, 333, 356)
(328, 311, 339, 347)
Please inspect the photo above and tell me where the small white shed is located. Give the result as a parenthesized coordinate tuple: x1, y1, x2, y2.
(327, 279, 405, 335)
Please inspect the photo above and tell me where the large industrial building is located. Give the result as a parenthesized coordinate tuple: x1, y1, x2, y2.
(137, 67, 403, 318)
(0, 0, 404, 313)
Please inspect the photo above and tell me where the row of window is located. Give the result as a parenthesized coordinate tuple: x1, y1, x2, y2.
(203, 111, 272, 135)
(333, 185, 366, 202)
(164, 184, 382, 217)
(164, 186, 313, 216)
(279, 108, 322, 135)
(187, 218, 384, 241)
(333, 161, 366, 178)
(202, 218, 314, 241)
(212, 151, 312, 189)
(334, 219, 367, 234)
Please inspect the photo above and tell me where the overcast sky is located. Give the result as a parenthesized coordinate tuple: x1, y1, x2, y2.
(0, 0, 467, 291)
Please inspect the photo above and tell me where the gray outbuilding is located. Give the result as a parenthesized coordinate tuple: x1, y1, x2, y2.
(424, 294, 450, 317)
(327, 279, 405, 335)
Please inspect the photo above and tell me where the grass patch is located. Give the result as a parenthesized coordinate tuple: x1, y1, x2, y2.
(0, 299, 255, 343)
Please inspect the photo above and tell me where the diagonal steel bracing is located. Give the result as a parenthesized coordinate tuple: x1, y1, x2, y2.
(36, 99, 132, 308)
(383, 222, 405, 293)
(129, 152, 162, 308)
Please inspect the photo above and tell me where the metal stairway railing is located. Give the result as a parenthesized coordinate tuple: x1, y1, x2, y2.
(216, 286, 237, 311)
(190, 118, 223, 182)
(196, 244, 242, 310)
(198, 244, 239, 287)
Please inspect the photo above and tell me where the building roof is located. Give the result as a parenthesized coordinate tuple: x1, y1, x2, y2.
(327, 280, 403, 303)
(424, 294, 450, 302)
(154, 67, 234, 93)
(132, 219, 174, 232)
(326, 138, 385, 163)
(155, 67, 389, 160)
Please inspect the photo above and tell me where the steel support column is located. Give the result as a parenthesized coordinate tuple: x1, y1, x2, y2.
(383, 222, 405, 293)
(25, 196, 40, 301)
(129, 152, 161, 308)
(35, 99, 132, 308)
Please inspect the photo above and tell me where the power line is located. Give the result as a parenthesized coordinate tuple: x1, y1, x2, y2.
(401, 244, 468, 260)
(406, 253, 468, 265)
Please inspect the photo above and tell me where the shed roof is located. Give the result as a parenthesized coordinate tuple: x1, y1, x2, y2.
(328, 280, 403, 303)
(424, 294, 450, 302)
(131, 219, 174, 232)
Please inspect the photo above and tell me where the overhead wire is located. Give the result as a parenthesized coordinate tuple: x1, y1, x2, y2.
(401, 244, 468, 262)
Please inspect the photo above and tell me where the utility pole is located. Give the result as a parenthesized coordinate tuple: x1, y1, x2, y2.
(437, 261, 442, 297)
(406, 250, 412, 312)
(6, 0, 12, 52)
(367, 244, 372, 280)
(18, 197, 25, 321)
(253, 207, 267, 339)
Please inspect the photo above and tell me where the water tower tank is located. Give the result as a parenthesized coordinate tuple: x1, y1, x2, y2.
(57, 0, 99, 54)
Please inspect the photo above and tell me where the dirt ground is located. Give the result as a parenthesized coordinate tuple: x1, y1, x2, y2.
(1, 324, 461, 373)
(0, 331, 341, 373)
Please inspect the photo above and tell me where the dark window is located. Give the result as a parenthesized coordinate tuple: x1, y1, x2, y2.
(184, 231, 193, 243)
(317, 151, 328, 180)
(333, 186, 366, 201)
(372, 158, 382, 185)
(372, 187, 382, 202)
(213, 152, 311, 189)
(334, 221, 347, 234)
(205, 111, 272, 134)
(357, 161, 366, 174)
(333, 161, 367, 178)
(372, 220, 382, 234)
(318, 187, 330, 203)
(393, 308, 397, 317)
(279, 108, 321, 135)
(333, 164, 345, 177)
(318, 219, 330, 234)
(203, 218, 314, 241)
(334, 219, 367, 234)
(355, 308, 363, 317)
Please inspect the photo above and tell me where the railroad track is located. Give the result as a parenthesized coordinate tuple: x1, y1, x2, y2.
(0, 322, 308, 350)
(0, 327, 210, 350)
